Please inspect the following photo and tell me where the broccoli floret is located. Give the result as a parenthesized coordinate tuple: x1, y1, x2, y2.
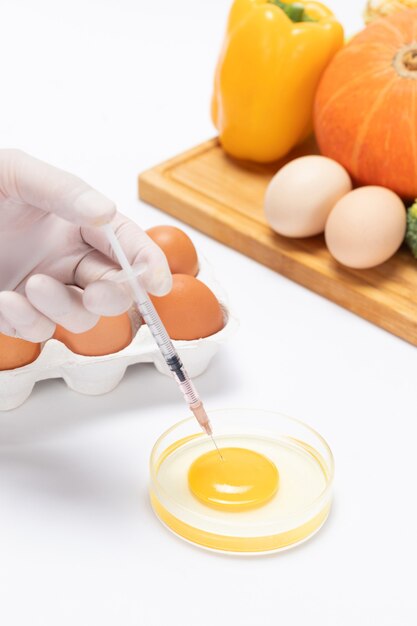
(406, 200, 417, 258)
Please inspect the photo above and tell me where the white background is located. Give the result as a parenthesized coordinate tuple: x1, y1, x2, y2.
(0, 1, 416, 624)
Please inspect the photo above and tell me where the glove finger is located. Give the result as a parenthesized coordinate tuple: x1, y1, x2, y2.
(81, 213, 172, 296)
(0, 149, 116, 227)
(0, 312, 17, 337)
(0, 291, 56, 342)
(25, 275, 99, 333)
(82, 280, 132, 316)
(137, 240, 173, 297)
(74, 249, 132, 315)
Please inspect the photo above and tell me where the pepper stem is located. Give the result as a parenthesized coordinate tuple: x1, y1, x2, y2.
(269, 0, 317, 22)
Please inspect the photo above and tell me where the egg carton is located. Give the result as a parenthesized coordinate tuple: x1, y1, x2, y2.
(0, 257, 238, 411)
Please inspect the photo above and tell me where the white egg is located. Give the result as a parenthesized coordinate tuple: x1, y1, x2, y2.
(264, 155, 352, 238)
(325, 186, 406, 269)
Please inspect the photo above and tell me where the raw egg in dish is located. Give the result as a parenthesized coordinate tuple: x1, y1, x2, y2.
(151, 409, 334, 554)
(53, 312, 132, 356)
(188, 448, 279, 512)
(150, 274, 224, 340)
(0, 332, 41, 371)
(147, 225, 199, 276)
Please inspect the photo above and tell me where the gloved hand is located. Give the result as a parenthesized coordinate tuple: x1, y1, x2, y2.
(0, 149, 172, 342)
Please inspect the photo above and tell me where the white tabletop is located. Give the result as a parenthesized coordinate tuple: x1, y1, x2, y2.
(0, 1, 416, 624)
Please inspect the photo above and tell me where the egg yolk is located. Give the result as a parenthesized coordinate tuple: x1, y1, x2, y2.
(188, 447, 279, 512)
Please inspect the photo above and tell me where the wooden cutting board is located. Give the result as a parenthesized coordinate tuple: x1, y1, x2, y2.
(138, 137, 417, 347)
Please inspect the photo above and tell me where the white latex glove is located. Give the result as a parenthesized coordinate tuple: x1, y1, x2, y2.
(0, 149, 172, 342)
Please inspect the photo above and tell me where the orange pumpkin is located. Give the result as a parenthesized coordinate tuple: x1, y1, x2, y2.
(314, 10, 417, 199)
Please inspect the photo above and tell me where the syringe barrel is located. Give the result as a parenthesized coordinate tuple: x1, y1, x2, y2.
(102, 223, 203, 413)
(136, 295, 200, 407)
(137, 298, 177, 360)
(175, 374, 200, 407)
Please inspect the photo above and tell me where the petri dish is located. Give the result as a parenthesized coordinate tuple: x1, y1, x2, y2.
(149, 408, 334, 555)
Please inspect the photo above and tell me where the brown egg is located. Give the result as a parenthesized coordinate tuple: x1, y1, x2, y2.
(325, 187, 406, 269)
(147, 225, 199, 276)
(150, 274, 224, 340)
(53, 312, 132, 356)
(0, 333, 41, 371)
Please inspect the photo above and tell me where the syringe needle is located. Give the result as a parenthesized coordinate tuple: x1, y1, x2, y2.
(191, 402, 224, 460)
(210, 434, 224, 461)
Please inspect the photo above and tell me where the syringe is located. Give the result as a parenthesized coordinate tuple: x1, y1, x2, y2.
(102, 224, 220, 449)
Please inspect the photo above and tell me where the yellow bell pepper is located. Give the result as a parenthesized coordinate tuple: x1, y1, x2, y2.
(211, 0, 344, 163)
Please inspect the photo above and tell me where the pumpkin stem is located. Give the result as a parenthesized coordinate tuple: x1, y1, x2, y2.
(393, 44, 417, 79)
(404, 50, 417, 71)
